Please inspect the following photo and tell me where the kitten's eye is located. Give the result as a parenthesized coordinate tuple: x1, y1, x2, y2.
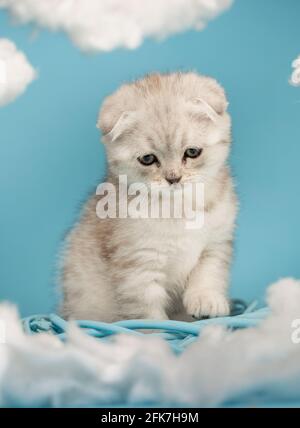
(184, 147, 203, 159)
(138, 154, 158, 166)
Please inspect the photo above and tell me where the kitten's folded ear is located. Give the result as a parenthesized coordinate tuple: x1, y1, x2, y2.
(97, 85, 138, 143)
(184, 74, 229, 122)
(181, 73, 230, 146)
(98, 110, 138, 142)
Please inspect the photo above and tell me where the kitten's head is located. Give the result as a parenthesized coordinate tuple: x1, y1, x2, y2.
(97, 72, 231, 187)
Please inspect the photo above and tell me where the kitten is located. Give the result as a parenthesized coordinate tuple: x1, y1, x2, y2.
(60, 72, 237, 322)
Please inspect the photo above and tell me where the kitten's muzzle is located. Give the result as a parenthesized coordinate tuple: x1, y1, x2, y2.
(165, 175, 182, 185)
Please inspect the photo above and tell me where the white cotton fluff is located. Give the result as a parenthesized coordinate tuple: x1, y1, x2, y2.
(0, 39, 36, 107)
(0, 0, 233, 52)
(0, 277, 300, 407)
(290, 55, 300, 86)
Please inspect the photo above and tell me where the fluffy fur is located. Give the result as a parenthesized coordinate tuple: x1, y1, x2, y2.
(60, 72, 237, 321)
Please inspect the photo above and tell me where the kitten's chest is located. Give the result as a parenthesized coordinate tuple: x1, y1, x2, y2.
(168, 232, 205, 286)
(147, 220, 207, 286)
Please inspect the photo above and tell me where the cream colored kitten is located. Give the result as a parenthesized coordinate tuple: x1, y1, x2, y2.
(60, 72, 237, 322)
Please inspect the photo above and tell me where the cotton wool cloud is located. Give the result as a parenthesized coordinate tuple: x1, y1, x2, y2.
(290, 55, 300, 86)
(0, 39, 36, 107)
(0, 0, 233, 53)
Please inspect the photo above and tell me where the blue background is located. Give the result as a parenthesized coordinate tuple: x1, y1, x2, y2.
(0, 0, 300, 316)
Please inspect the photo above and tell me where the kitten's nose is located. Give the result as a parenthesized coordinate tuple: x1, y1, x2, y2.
(165, 175, 182, 185)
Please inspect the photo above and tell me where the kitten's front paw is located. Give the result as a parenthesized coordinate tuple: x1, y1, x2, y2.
(183, 288, 230, 319)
